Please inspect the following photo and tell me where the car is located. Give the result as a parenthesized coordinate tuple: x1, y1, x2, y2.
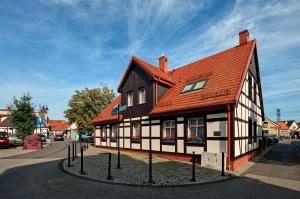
(264, 134, 274, 146)
(9, 136, 23, 146)
(37, 134, 47, 143)
(54, 134, 64, 141)
(81, 134, 94, 143)
(0, 132, 10, 148)
(270, 135, 279, 143)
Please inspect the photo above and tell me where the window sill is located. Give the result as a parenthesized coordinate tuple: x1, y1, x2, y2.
(160, 140, 176, 145)
(185, 141, 205, 146)
(131, 139, 141, 143)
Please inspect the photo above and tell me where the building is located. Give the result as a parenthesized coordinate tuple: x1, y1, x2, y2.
(48, 120, 68, 135)
(276, 122, 290, 138)
(93, 29, 264, 171)
(285, 120, 298, 132)
(262, 117, 280, 136)
(66, 122, 78, 140)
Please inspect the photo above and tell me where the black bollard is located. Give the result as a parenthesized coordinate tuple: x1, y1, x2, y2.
(117, 150, 121, 169)
(191, 151, 196, 182)
(67, 145, 71, 167)
(149, 150, 153, 184)
(107, 153, 112, 180)
(221, 152, 225, 176)
(72, 142, 75, 161)
(79, 147, 86, 175)
(74, 142, 77, 157)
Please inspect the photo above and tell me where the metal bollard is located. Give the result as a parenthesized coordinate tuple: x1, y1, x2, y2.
(149, 150, 153, 184)
(191, 151, 196, 182)
(79, 147, 86, 175)
(74, 142, 77, 157)
(67, 145, 71, 167)
(72, 142, 75, 161)
(221, 152, 225, 176)
(117, 150, 121, 169)
(107, 153, 112, 180)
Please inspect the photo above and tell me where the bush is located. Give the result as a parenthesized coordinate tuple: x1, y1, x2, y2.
(23, 134, 42, 150)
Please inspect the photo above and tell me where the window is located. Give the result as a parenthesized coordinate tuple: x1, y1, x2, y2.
(181, 79, 207, 93)
(248, 74, 252, 99)
(111, 125, 117, 142)
(182, 83, 194, 93)
(138, 88, 146, 104)
(187, 117, 204, 144)
(253, 121, 257, 143)
(253, 82, 257, 104)
(248, 118, 253, 144)
(162, 120, 175, 143)
(193, 80, 207, 90)
(131, 122, 141, 143)
(127, 91, 133, 107)
(101, 126, 107, 142)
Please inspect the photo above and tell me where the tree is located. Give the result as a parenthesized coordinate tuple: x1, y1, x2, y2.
(11, 93, 36, 140)
(64, 84, 115, 135)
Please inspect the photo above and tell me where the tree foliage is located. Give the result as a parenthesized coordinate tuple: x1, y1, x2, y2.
(64, 85, 115, 134)
(11, 93, 36, 140)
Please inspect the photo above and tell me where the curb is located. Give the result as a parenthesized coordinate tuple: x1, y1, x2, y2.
(58, 158, 235, 188)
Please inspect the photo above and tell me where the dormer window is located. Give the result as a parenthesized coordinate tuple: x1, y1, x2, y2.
(181, 79, 207, 93)
(138, 87, 146, 104)
(127, 91, 133, 107)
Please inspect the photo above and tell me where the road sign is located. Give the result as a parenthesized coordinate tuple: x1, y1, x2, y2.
(112, 105, 127, 115)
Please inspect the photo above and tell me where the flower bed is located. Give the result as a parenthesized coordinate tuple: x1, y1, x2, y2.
(23, 134, 42, 150)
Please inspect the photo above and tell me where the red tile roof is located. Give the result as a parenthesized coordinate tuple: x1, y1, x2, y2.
(94, 35, 257, 122)
(93, 96, 123, 124)
(276, 122, 289, 130)
(117, 56, 175, 92)
(151, 39, 256, 115)
(48, 120, 68, 131)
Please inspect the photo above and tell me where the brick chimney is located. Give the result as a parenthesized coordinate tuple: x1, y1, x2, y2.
(239, 29, 249, 45)
(159, 55, 168, 73)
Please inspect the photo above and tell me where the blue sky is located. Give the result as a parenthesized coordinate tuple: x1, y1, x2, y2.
(0, 0, 299, 122)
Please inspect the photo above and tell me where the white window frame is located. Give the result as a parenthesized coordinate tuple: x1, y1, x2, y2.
(187, 117, 204, 143)
(132, 122, 141, 137)
(162, 120, 175, 140)
(111, 125, 117, 141)
(127, 91, 133, 107)
(138, 88, 146, 104)
(101, 126, 107, 141)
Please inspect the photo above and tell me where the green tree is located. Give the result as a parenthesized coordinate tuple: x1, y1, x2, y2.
(11, 93, 36, 140)
(64, 84, 115, 135)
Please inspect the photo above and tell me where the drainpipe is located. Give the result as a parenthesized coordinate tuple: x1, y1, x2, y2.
(155, 81, 158, 105)
(227, 104, 231, 170)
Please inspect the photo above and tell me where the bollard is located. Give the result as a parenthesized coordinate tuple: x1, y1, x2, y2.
(117, 150, 121, 169)
(67, 145, 71, 167)
(72, 142, 75, 161)
(191, 151, 196, 182)
(149, 150, 153, 184)
(74, 142, 77, 157)
(107, 153, 112, 180)
(79, 147, 86, 175)
(221, 152, 225, 176)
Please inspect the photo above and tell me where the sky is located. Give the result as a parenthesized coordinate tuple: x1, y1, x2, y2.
(0, 0, 299, 122)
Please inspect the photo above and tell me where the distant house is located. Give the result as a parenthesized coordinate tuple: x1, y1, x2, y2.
(262, 117, 280, 136)
(66, 122, 78, 140)
(276, 122, 290, 138)
(0, 115, 15, 136)
(48, 120, 68, 135)
(285, 120, 298, 132)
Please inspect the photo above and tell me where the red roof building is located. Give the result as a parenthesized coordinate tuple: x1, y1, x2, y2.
(48, 120, 68, 133)
(276, 122, 289, 131)
(93, 29, 265, 171)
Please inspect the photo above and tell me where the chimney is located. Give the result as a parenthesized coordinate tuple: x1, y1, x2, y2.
(159, 55, 168, 73)
(239, 29, 249, 45)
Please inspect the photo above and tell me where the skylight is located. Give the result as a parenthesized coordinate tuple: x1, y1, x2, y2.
(181, 79, 207, 93)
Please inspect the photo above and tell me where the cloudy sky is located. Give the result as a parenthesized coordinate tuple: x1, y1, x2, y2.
(0, 0, 299, 121)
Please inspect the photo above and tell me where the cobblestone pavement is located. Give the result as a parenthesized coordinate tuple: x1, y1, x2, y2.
(0, 141, 300, 199)
(243, 139, 300, 191)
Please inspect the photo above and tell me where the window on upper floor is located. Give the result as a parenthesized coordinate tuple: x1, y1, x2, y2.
(181, 79, 207, 93)
(248, 117, 253, 144)
(253, 120, 257, 143)
(127, 91, 133, 107)
(248, 74, 252, 99)
(138, 87, 146, 104)
(187, 117, 204, 144)
(253, 82, 257, 104)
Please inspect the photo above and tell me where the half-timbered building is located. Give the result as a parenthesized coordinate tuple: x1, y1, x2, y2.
(93, 29, 264, 171)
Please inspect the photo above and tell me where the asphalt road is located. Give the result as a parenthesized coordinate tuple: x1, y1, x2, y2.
(0, 140, 299, 199)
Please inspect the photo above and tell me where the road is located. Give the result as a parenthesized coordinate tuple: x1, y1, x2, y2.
(0, 140, 299, 199)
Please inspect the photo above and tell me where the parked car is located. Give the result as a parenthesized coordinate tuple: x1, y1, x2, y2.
(264, 134, 274, 146)
(54, 134, 64, 141)
(0, 132, 10, 148)
(9, 136, 23, 146)
(37, 134, 47, 143)
(81, 134, 94, 143)
(270, 135, 279, 143)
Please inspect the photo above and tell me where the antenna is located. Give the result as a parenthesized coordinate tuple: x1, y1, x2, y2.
(276, 109, 281, 122)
